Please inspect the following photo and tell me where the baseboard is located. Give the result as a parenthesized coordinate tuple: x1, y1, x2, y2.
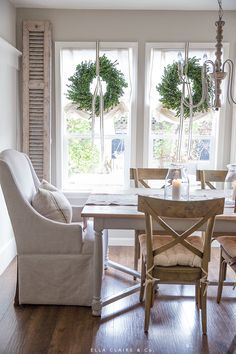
(0, 237, 16, 275)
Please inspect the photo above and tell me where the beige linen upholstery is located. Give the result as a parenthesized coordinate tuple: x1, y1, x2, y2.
(0, 149, 95, 306)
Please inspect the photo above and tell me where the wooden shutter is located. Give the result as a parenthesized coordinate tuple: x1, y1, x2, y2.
(22, 20, 52, 181)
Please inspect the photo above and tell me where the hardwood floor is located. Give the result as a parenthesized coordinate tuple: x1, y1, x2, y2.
(0, 247, 236, 354)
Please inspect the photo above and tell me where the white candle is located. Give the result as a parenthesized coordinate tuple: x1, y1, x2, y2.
(172, 178, 182, 200)
(232, 180, 236, 201)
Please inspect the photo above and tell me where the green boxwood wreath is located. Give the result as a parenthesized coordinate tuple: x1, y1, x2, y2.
(156, 57, 212, 118)
(66, 54, 128, 116)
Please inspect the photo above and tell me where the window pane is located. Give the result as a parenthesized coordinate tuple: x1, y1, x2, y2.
(60, 46, 134, 190)
(66, 137, 127, 187)
(147, 46, 219, 168)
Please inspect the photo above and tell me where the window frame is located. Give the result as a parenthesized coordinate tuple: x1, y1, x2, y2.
(55, 41, 138, 192)
(144, 42, 230, 169)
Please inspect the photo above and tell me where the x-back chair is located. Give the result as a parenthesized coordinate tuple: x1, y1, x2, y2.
(196, 169, 227, 190)
(138, 195, 224, 334)
(130, 168, 168, 275)
(217, 235, 236, 303)
(196, 168, 236, 303)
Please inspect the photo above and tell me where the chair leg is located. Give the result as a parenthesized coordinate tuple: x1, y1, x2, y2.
(217, 248, 227, 304)
(200, 284, 207, 335)
(151, 284, 155, 308)
(134, 230, 140, 280)
(195, 281, 201, 309)
(139, 256, 145, 302)
(14, 261, 19, 306)
(144, 282, 152, 333)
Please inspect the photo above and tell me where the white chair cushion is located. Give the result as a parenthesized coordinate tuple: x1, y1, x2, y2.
(32, 180, 72, 223)
(139, 234, 203, 268)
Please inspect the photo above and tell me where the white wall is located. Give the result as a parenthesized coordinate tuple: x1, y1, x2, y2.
(0, 0, 19, 274)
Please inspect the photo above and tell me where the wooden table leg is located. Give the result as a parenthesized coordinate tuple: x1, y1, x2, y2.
(92, 229, 104, 316)
(103, 229, 109, 270)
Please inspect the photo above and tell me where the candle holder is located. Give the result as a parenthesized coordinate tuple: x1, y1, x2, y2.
(224, 164, 236, 205)
(164, 163, 189, 200)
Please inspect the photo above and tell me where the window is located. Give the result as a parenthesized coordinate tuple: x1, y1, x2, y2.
(55, 42, 137, 191)
(144, 43, 227, 170)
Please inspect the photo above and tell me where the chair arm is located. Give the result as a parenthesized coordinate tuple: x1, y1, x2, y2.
(71, 205, 84, 222)
(72, 205, 88, 230)
(15, 204, 84, 255)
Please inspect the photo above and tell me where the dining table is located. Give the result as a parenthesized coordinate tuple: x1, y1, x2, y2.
(81, 188, 236, 316)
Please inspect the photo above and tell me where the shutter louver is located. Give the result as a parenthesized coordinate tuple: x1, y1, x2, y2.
(22, 21, 52, 181)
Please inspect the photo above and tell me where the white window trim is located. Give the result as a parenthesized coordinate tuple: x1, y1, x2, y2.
(55, 41, 138, 192)
(144, 42, 230, 169)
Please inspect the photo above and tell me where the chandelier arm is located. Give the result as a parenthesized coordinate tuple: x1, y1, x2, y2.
(182, 90, 207, 110)
(207, 74, 214, 108)
(182, 80, 192, 108)
(187, 105, 193, 160)
(92, 40, 106, 170)
(177, 94, 185, 162)
(91, 83, 99, 144)
(184, 42, 189, 77)
(223, 59, 236, 105)
(205, 59, 215, 67)
(186, 81, 193, 159)
(98, 78, 105, 166)
(181, 64, 208, 110)
(204, 60, 217, 108)
(224, 59, 233, 104)
(96, 40, 100, 76)
(202, 63, 209, 105)
(182, 76, 192, 107)
(178, 61, 184, 80)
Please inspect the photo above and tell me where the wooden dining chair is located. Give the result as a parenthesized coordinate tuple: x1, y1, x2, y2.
(138, 195, 225, 334)
(196, 169, 227, 189)
(130, 167, 168, 275)
(130, 167, 168, 188)
(216, 236, 236, 303)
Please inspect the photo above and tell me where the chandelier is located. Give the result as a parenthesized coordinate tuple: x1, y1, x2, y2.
(177, 0, 235, 161)
(206, 0, 236, 109)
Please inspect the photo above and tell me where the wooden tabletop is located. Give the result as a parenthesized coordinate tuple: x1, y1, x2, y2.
(81, 188, 236, 221)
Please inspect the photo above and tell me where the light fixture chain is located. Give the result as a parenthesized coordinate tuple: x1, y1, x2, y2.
(218, 0, 223, 20)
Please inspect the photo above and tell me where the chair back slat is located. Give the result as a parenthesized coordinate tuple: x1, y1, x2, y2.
(196, 169, 227, 189)
(138, 195, 224, 219)
(138, 195, 225, 261)
(130, 168, 168, 188)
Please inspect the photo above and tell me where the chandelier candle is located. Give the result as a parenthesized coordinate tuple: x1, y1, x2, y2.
(172, 179, 182, 200)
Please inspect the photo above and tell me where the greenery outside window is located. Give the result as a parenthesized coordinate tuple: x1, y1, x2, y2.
(145, 43, 220, 170)
(55, 42, 137, 191)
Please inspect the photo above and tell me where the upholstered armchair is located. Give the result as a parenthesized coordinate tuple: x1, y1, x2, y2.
(0, 149, 95, 306)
